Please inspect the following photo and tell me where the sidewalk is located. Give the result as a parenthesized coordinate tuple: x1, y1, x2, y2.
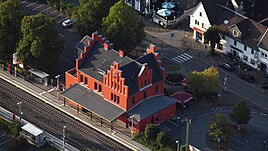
(0, 70, 150, 151)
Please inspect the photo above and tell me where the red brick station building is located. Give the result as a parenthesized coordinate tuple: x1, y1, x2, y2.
(62, 31, 176, 133)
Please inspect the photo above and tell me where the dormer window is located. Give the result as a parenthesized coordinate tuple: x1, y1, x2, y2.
(233, 30, 238, 37)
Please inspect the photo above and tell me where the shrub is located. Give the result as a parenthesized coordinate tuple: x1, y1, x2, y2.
(144, 124, 160, 140)
(165, 73, 184, 84)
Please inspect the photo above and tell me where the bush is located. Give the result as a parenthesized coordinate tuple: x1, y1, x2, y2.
(157, 131, 167, 149)
(165, 73, 184, 84)
(144, 124, 160, 140)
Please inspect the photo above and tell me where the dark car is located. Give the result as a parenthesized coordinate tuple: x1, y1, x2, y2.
(239, 74, 255, 83)
(218, 62, 235, 71)
(262, 82, 268, 89)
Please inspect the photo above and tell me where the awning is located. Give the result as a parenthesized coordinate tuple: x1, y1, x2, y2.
(61, 83, 125, 122)
(28, 68, 49, 79)
(21, 123, 43, 136)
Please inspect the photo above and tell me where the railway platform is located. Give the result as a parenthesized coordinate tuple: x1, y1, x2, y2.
(0, 69, 150, 151)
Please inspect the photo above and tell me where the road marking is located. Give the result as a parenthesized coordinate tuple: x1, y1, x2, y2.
(57, 17, 68, 24)
(49, 10, 58, 15)
(53, 13, 63, 19)
(21, 0, 27, 4)
(180, 53, 191, 60)
(0, 138, 13, 146)
(172, 58, 182, 63)
(168, 119, 179, 126)
(177, 55, 188, 61)
(0, 134, 5, 138)
(26, 1, 38, 7)
(39, 91, 46, 95)
(32, 4, 45, 11)
(58, 33, 64, 38)
(183, 53, 193, 58)
(47, 88, 55, 93)
(40, 7, 51, 13)
(174, 56, 184, 62)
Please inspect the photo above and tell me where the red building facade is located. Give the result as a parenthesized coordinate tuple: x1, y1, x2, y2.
(63, 32, 176, 133)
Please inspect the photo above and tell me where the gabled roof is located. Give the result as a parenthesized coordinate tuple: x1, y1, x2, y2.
(230, 19, 250, 36)
(127, 95, 176, 121)
(76, 36, 163, 95)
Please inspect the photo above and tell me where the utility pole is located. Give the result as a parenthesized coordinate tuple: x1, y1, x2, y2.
(16, 102, 22, 121)
(185, 117, 191, 151)
(62, 126, 66, 151)
(55, 75, 60, 100)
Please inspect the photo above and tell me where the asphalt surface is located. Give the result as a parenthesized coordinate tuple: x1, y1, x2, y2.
(20, 0, 81, 82)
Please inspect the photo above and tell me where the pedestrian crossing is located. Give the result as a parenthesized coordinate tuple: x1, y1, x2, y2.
(212, 106, 226, 112)
(172, 53, 193, 64)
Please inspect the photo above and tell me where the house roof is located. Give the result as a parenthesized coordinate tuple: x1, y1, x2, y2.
(199, 0, 235, 25)
(127, 95, 176, 121)
(76, 36, 163, 95)
(61, 83, 125, 122)
(171, 91, 193, 104)
(21, 123, 43, 136)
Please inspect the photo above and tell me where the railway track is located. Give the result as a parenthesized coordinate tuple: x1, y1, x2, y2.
(0, 78, 130, 151)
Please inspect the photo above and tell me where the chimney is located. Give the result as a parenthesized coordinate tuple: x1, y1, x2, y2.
(149, 44, 155, 53)
(109, 43, 114, 49)
(87, 38, 94, 47)
(83, 46, 90, 53)
(119, 50, 124, 57)
(104, 41, 109, 50)
(98, 34, 103, 42)
(92, 31, 98, 41)
(101, 37, 107, 43)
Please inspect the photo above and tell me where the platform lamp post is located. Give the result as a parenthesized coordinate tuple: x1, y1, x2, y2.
(130, 115, 135, 137)
(176, 140, 180, 151)
(62, 125, 66, 151)
(16, 102, 22, 121)
(55, 75, 60, 100)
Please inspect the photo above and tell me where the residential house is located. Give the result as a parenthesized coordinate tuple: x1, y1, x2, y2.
(62, 31, 176, 133)
(189, 0, 268, 70)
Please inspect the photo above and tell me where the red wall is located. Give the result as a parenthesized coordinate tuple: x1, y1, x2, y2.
(65, 70, 77, 88)
(132, 103, 176, 133)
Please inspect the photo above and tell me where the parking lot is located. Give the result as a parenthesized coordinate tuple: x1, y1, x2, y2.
(0, 130, 14, 150)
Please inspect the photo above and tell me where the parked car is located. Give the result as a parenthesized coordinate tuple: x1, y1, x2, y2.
(62, 19, 73, 28)
(239, 74, 255, 83)
(262, 82, 268, 89)
(218, 62, 235, 71)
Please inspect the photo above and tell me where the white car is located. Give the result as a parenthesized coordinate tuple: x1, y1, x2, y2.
(62, 19, 73, 27)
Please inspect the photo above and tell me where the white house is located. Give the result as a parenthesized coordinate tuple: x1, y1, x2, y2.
(189, 0, 268, 70)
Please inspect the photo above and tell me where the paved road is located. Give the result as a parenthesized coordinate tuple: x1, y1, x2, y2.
(178, 107, 268, 151)
(145, 30, 268, 113)
(20, 0, 81, 82)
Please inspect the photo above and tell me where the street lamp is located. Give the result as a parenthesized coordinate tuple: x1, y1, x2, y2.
(176, 140, 180, 151)
(62, 126, 66, 151)
(130, 115, 135, 130)
(185, 117, 191, 151)
(55, 75, 60, 100)
(16, 102, 22, 121)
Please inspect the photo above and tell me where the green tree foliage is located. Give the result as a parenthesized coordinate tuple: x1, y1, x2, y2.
(209, 114, 229, 142)
(229, 99, 251, 126)
(0, 0, 23, 61)
(204, 26, 221, 54)
(187, 66, 220, 99)
(73, 0, 118, 36)
(144, 124, 160, 140)
(102, 0, 145, 53)
(17, 14, 64, 69)
(157, 131, 167, 149)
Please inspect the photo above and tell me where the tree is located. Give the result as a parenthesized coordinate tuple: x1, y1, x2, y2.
(229, 99, 251, 127)
(17, 14, 64, 69)
(102, 0, 145, 54)
(0, 0, 23, 61)
(204, 26, 221, 54)
(208, 114, 229, 142)
(157, 131, 167, 149)
(73, 0, 118, 36)
(144, 124, 160, 140)
(187, 66, 220, 99)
